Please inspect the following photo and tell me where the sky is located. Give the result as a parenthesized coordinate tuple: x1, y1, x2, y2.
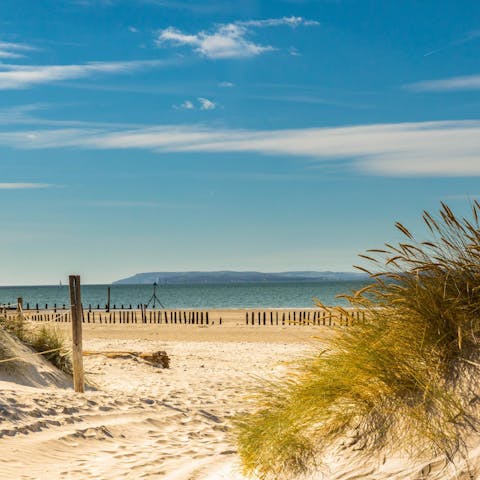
(1, 0, 480, 285)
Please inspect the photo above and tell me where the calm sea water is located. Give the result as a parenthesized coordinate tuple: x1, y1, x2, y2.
(0, 281, 368, 309)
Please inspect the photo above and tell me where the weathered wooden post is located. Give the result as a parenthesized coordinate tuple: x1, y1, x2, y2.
(106, 287, 111, 313)
(69, 275, 84, 393)
(17, 297, 23, 312)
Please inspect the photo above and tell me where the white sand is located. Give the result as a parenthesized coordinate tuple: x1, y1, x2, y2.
(1, 325, 479, 479)
(0, 336, 312, 479)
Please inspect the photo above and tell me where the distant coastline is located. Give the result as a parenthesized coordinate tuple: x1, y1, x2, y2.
(114, 271, 368, 285)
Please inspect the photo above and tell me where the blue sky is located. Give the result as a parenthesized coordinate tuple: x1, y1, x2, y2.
(1, 0, 479, 285)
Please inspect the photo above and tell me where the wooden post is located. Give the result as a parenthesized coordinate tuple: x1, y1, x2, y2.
(69, 275, 85, 393)
(107, 287, 111, 313)
(17, 297, 23, 312)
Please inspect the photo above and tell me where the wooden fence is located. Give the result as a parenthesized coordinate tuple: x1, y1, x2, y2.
(245, 309, 365, 327)
(9, 309, 214, 325)
(2, 307, 365, 327)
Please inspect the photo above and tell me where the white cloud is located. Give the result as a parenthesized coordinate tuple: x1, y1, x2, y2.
(237, 16, 319, 28)
(0, 183, 52, 189)
(218, 81, 234, 87)
(0, 60, 163, 89)
(0, 41, 36, 59)
(128, 26, 139, 33)
(155, 16, 318, 59)
(406, 74, 480, 92)
(173, 98, 217, 110)
(198, 97, 216, 110)
(289, 46, 301, 56)
(173, 100, 195, 110)
(1, 120, 480, 177)
(157, 24, 273, 59)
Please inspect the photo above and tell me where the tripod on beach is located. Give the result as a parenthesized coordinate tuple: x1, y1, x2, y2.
(146, 282, 165, 309)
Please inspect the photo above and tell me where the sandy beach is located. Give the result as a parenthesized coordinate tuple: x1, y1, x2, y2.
(0, 317, 322, 479)
(1, 316, 477, 479)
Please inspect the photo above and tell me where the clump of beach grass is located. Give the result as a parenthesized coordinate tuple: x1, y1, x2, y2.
(27, 324, 72, 374)
(0, 314, 71, 374)
(0, 312, 28, 340)
(235, 202, 480, 479)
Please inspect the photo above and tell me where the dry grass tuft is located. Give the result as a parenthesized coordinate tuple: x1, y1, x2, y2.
(0, 314, 72, 374)
(235, 202, 480, 479)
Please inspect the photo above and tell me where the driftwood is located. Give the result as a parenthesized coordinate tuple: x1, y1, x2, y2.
(83, 350, 170, 368)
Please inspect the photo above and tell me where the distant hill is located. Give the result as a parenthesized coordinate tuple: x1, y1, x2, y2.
(113, 271, 368, 285)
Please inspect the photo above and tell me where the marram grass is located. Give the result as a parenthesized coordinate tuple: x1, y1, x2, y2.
(0, 314, 72, 374)
(235, 202, 480, 479)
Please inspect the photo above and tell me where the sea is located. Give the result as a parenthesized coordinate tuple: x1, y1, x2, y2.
(0, 281, 369, 309)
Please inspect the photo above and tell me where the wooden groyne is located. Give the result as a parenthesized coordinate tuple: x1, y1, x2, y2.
(2, 306, 365, 327)
(244, 309, 365, 327)
(9, 309, 215, 325)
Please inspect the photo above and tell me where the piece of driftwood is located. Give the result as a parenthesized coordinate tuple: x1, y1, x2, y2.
(83, 350, 170, 368)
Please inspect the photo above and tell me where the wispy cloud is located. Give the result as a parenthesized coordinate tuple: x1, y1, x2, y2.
(173, 100, 195, 110)
(0, 183, 52, 189)
(288, 46, 301, 56)
(1, 120, 480, 177)
(0, 41, 36, 59)
(406, 74, 480, 92)
(424, 30, 480, 57)
(72, 0, 238, 13)
(218, 81, 234, 88)
(198, 97, 216, 110)
(0, 60, 165, 90)
(0, 104, 144, 129)
(87, 200, 174, 207)
(173, 98, 217, 110)
(236, 17, 319, 28)
(155, 16, 318, 59)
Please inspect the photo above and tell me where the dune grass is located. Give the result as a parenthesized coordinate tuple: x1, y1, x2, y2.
(27, 324, 72, 374)
(0, 314, 72, 374)
(235, 202, 480, 479)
